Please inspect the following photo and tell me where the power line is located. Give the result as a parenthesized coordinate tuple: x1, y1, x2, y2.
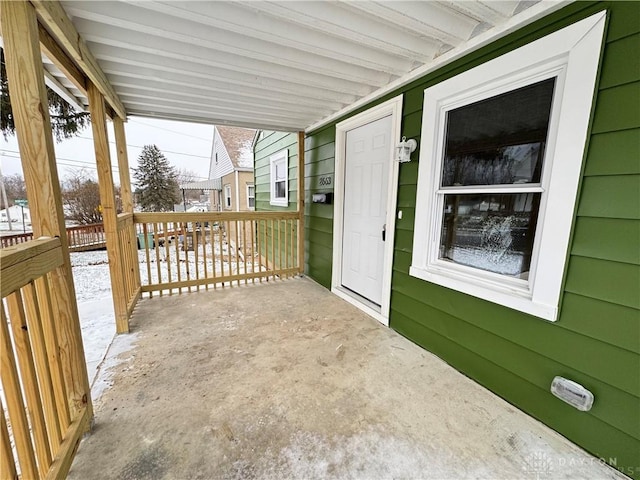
(1, 150, 207, 180)
(0, 151, 120, 173)
(74, 135, 211, 160)
(129, 118, 213, 143)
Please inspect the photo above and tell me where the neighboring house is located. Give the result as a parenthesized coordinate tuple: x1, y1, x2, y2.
(258, 3, 639, 473)
(209, 125, 256, 213)
(180, 126, 257, 213)
(0, 205, 31, 225)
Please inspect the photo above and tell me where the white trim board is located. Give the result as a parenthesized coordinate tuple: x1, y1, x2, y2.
(409, 12, 607, 321)
(331, 95, 404, 326)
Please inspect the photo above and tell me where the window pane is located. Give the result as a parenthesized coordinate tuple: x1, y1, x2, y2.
(275, 180, 286, 199)
(442, 78, 555, 186)
(439, 193, 540, 278)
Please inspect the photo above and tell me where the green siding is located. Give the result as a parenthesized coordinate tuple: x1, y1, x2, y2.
(254, 132, 299, 270)
(254, 131, 299, 213)
(304, 2, 640, 476)
(304, 126, 336, 288)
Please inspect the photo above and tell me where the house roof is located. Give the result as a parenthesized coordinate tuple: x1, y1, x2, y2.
(37, 1, 568, 132)
(216, 126, 256, 170)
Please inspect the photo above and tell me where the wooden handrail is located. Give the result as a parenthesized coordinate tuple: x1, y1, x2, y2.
(0, 237, 63, 297)
(134, 211, 299, 223)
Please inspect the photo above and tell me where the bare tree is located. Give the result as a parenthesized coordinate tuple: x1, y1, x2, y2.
(3, 173, 26, 204)
(62, 171, 103, 224)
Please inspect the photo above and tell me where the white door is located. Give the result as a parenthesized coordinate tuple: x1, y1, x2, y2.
(341, 115, 392, 305)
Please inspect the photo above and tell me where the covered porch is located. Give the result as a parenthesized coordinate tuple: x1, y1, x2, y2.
(69, 277, 618, 479)
(1, 1, 633, 478)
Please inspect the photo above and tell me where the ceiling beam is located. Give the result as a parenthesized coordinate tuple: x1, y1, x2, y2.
(43, 69, 85, 111)
(30, 0, 127, 119)
(37, 23, 87, 96)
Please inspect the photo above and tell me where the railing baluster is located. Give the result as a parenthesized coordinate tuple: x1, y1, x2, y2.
(234, 219, 240, 287)
(210, 222, 217, 289)
(153, 223, 162, 297)
(257, 219, 263, 283)
(0, 305, 39, 480)
(219, 220, 225, 286)
(142, 223, 152, 298)
(22, 282, 63, 450)
(202, 221, 209, 290)
(250, 220, 255, 283)
(6, 290, 53, 473)
(241, 221, 246, 284)
(0, 402, 17, 480)
(175, 222, 183, 294)
(36, 275, 71, 431)
(227, 220, 233, 287)
(163, 222, 172, 295)
(284, 219, 289, 279)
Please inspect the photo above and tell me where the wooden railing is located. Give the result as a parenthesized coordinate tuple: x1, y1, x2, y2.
(0, 223, 106, 252)
(1, 238, 90, 479)
(0, 231, 34, 248)
(65, 223, 106, 252)
(134, 211, 301, 296)
(116, 213, 142, 320)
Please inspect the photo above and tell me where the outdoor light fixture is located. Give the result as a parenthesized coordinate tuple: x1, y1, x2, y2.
(396, 136, 417, 163)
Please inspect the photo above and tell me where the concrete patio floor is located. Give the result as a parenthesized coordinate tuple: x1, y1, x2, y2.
(69, 277, 624, 480)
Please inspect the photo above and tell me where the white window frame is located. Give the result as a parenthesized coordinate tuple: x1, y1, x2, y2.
(270, 149, 288, 207)
(224, 184, 232, 209)
(410, 12, 606, 322)
(247, 184, 255, 210)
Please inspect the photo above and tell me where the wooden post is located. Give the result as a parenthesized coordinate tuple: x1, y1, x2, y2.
(297, 131, 305, 274)
(113, 117, 133, 213)
(0, 0, 92, 423)
(113, 117, 141, 293)
(87, 83, 129, 333)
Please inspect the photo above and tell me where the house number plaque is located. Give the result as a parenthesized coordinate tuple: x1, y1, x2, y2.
(317, 175, 333, 188)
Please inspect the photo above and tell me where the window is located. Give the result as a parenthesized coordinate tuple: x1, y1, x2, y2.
(247, 184, 255, 210)
(270, 149, 288, 207)
(410, 13, 605, 321)
(224, 184, 232, 209)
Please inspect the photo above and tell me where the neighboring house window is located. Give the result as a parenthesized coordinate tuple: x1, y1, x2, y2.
(247, 184, 255, 210)
(224, 184, 232, 209)
(409, 14, 605, 322)
(270, 149, 288, 207)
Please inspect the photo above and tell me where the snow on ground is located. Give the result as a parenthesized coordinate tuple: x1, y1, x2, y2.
(70, 250, 116, 385)
(71, 236, 258, 388)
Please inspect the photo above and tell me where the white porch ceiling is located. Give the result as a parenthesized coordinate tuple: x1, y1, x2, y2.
(52, 0, 567, 132)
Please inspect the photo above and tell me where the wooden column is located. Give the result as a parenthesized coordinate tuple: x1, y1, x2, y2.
(113, 116, 141, 294)
(87, 84, 129, 333)
(297, 131, 305, 274)
(0, 0, 92, 423)
(113, 117, 133, 213)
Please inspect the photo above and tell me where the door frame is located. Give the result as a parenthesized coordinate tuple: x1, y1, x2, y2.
(331, 94, 403, 326)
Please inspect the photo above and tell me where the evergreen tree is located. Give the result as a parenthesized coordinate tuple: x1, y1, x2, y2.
(1, 48, 90, 141)
(133, 145, 179, 211)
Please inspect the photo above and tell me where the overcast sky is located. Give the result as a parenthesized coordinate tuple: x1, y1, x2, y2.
(0, 116, 215, 184)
